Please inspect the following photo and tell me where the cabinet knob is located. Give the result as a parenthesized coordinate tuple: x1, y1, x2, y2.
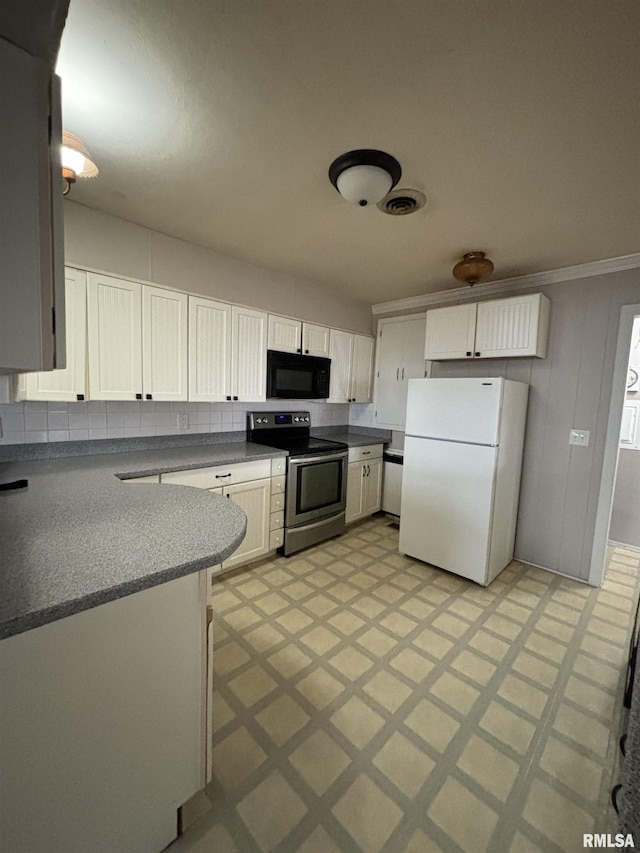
(233, 395, 238, 401)
(226, 395, 231, 401)
(466, 351, 472, 357)
(475, 352, 481, 357)
(297, 348, 301, 353)
(305, 349, 309, 354)
(135, 393, 142, 400)
(362, 465, 366, 478)
(145, 394, 152, 400)
(76, 394, 84, 401)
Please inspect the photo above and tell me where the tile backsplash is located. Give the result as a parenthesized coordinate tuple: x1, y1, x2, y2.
(0, 400, 350, 445)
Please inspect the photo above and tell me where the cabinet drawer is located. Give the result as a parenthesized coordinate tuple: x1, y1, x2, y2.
(269, 529, 284, 550)
(270, 493, 285, 514)
(271, 457, 286, 476)
(270, 510, 285, 530)
(271, 475, 286, 494)
(162, 458, 272, 489)
(348, 444, 384, 463)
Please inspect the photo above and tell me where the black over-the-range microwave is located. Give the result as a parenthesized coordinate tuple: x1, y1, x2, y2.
(266, 350, 331, 399)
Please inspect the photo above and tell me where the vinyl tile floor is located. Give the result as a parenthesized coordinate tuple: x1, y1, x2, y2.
(168, 517, 640, 853)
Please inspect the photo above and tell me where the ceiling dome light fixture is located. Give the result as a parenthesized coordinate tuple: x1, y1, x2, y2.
(452, 251, 494, 286)
(61, 131, 99, 196)
(329, 149, 401, 207)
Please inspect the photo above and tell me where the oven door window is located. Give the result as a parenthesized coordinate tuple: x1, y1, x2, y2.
(297, 459, 342, 513)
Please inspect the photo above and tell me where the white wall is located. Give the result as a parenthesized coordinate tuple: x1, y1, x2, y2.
(63, 201, 373, 334)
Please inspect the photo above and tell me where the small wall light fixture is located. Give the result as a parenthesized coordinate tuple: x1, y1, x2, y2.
(61, 131, 99, 195)
(452, 251, 494, 286)
(329, 149, 401, 207)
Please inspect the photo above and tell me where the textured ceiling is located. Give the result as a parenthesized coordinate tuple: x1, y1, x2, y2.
(57, 0, 640, 304)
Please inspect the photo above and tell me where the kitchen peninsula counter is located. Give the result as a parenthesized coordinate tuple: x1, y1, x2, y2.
(0, 440, 285, 640)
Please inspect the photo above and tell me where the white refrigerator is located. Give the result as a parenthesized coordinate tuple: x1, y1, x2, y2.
(399, 377, 529, 586)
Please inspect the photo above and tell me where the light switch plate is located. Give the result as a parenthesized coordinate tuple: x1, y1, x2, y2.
(569, 429, 590, 447)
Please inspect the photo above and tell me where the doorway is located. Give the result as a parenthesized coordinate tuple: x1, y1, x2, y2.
(590, 304, 640, 585)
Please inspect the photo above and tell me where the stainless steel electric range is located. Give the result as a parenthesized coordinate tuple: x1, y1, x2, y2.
(247, 411, 348, 556)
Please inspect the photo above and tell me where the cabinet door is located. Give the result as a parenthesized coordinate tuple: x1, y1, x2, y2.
(19, 269, 87, 402)
(188, 296, 232, 402)
(350, 334, 374, 403)
(232, 306, 267, 402)
(475, 294, 547, 358)
(363, 457, 383, 515)
(142, 285, 188, 402)
(375, 315, 426, 429)
(221, 478, 271, 569)
(268, 315, 301, 353)
(87, 274, 143, 401)
(346, 461, 364, 523)
(328, 329, 354, 403)
(302, 323, 330, 357)
(0, 40, 62, 373)
(424, 303, 477, 360)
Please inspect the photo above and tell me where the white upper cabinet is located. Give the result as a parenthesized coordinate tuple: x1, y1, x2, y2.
(374, 314, 426, 429)
(188, 296, 232, 402)
(328, 329, 354, 402)
(0, 39, 63, 373)
(301, 323, 330, 358)
(231, 306, 267, 401)
(424, 293, 550, 361)
(424, 303, 476, 360)
(16, 269, 87, 402)
(328, 330, 375, 403)
(268, 315, 331, 358)
(268, 315, 302, 353)
(350, 334, 374, 402)
(88, 274, 188, 401)
(87, 273, 143, 401)
(142, 285, 188, 401)
(475, 293, 550, 358)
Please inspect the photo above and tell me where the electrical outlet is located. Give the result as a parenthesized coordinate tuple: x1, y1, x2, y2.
(177, 412, 189, 430)
(569, 429, 590, 447)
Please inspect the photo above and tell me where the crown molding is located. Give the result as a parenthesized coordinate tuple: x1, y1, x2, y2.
(371, 253, 640, 315)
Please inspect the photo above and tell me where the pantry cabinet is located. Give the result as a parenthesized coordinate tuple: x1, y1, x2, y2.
(16, 268, 87, 402)
(328, 330, 375, 403)
(87, 273, 188, 401)
(267, 314, 331, 358)
(424, 293, 550, 361)
(374, 313, 426, 429)
(346, 444, 383, 523)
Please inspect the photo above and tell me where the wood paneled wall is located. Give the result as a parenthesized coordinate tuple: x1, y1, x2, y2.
(431, 269, 640, 580)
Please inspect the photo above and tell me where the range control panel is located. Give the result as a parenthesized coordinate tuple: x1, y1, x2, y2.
(247, 411, 310, 430)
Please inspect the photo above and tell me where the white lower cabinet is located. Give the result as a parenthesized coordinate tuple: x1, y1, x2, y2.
(221, 478, 271, 570)
(0, 571, 208, 853)
(345, 445, 383, 523)
(161, 456, 285, 573)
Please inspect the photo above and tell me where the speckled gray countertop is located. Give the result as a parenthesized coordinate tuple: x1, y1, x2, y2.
(311, 426, 392, 448)
(0, 441, 286, 640)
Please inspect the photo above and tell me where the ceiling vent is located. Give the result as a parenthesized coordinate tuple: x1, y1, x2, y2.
(377, 188, 426, 216)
